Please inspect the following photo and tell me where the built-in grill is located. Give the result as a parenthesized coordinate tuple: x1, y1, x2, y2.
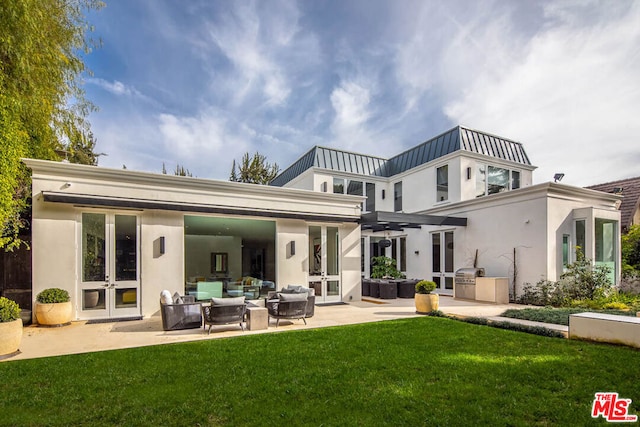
(454, 267, 485, 300)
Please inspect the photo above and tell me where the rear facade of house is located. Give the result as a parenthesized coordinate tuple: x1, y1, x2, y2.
(26, 125, 621, 322)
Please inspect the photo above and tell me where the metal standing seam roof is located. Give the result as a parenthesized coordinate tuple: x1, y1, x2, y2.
(270, 126, 532, 186)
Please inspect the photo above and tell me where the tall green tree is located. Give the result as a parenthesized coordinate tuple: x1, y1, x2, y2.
(229, 152, 280, 185)
(0, 0, 103, 249)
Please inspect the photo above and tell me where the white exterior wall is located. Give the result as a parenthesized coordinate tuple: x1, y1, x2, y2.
(138, 211, 184, 317)
(425, 183, 621, 297)
(27, 159, 363, 320)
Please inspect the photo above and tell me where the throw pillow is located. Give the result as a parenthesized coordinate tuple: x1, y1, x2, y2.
(211, 296, 246, 306)
(160, 290, 173, 305)
(278, 292, 307, 302)
(172, 292, 182, 304)
(286, 284, 304, 293)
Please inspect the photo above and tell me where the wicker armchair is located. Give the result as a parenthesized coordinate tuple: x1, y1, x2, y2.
(266, 292, 308, 327)
(160, 294, 202, 331)
(202, 297, 246, 334)
(267, 286, 315, 318)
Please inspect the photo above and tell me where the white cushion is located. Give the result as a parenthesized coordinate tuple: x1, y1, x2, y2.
(160, 290, 172, 305)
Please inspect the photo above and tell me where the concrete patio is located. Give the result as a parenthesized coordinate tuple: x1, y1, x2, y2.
(4, 296, 559, 362)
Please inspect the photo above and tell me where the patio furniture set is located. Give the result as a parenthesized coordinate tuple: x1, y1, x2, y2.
(159, 286, 314, 333)
(362, 279, 419, 299)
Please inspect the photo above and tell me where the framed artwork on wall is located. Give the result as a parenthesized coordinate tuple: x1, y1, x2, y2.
(211, 252, 228, 274)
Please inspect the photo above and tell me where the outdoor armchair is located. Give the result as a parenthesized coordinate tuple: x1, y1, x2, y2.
(267, 285, 315, 318)
(202, 296, 246, 334)
(160, 291, 202, 331)
(266, 292, 308, 327)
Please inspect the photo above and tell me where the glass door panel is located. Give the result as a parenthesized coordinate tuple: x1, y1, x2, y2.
(431, 231, 454, 295)
(308, 225, 341, 303)
(79, 212, 140, 319)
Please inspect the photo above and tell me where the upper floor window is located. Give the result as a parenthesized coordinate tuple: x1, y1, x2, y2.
(436, 165, 448, 202)
(333, 178, 344, 194)
(476, 163, 521, 197)
(365, 182, 375, 212)
(394, 182, 403, 212)
(488, 166, 509, 195)
(347, 180, 363, 196)
(511, 171, 521, 190)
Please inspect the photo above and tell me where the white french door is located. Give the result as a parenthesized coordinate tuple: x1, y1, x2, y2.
(308, 225, 341, 304)
(431, 230, 454, 295)
(78, 212, 141, 319)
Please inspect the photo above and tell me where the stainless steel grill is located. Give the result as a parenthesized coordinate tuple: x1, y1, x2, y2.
(454, 267, 485, 299)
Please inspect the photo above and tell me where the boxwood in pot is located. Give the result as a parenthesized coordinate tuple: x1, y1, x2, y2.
(35, 288, 73, 326)
(415, 280, 439, 314)
(0, 297, 23, 357)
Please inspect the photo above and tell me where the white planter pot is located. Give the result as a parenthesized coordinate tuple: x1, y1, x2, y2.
(415, 293, 439, 314)
(0, 318, 23, 356)
(36, 301, 73, 326)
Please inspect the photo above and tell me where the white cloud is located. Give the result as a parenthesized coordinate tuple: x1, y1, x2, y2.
(156, 111, 251, 177)
(87, 78, 145, 99)
(440, 1, 640, 186)
(200, 1, 308, 107)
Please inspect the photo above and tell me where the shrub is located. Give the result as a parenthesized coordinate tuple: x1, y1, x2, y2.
(370, 256, 402, 279)
(36, 288, 70, 304)
(0, 297, 21, 322)
(415, 280, 437, 294)
(602, 301, 630, 310)
(517, 249, 613, 307)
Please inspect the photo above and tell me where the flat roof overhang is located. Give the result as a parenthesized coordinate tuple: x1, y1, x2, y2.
(41, 191, 360, 223)
(360, 211, 467, 231)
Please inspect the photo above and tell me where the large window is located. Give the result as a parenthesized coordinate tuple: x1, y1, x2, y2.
(184, 216, 276, 300)
(476, 164, 521, 197)
(394, 182, 403, 212)
(436, 165, 448, 202)
(487, 166, 509, 195)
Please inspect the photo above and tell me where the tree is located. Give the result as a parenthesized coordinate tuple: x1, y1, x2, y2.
(162, 163, 193, 177)
(622, 224, 640, 277)
(229, 152, 280, 185)
(0, 0, 103, 249)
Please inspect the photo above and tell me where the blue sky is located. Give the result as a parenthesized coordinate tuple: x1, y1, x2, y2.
(83, 0, 640, 186)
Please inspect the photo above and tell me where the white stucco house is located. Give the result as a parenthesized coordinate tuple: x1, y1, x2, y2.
(25, 125, 621, 321)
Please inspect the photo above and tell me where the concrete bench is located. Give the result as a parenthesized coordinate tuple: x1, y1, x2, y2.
(569, 312, 640, 348)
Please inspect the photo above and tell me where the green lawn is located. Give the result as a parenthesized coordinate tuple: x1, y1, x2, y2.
(1, 316, 639, 426)
(501, 307, 638, 326)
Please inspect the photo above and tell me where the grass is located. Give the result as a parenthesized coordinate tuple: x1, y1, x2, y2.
(501, 307, 638, 326)
(1, 316, 639, 426)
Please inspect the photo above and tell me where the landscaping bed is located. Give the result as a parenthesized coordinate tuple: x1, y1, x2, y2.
(501, 307, 638, 326)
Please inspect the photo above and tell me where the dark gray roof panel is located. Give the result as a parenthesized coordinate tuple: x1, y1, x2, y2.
(270, 126, 532, 186)
(270, 147, 317, 187)
(459, 127, 530, 165)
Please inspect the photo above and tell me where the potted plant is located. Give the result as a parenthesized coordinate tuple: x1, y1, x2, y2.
(370, 256, 402, 279)
(0, 297, 23, 357)
(35, 288, 73, 326)
(415, 280, 439, 314)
